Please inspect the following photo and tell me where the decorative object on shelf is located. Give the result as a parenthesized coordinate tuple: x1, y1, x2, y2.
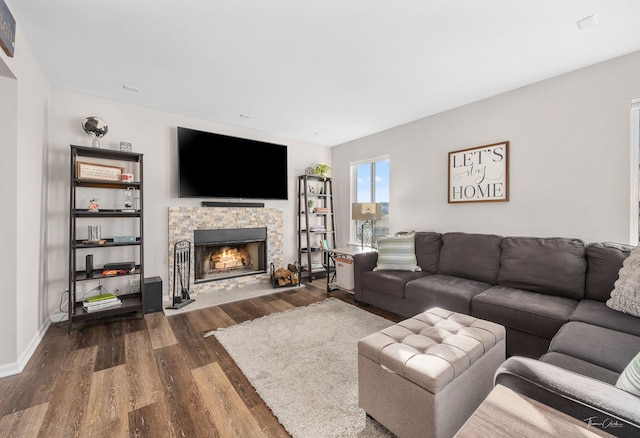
(113, 236, 135, 243)
(305, 166, 315, 176)
(87, 225, 101, 242)
(315, 163, 331, 180)
(119, 142, 132, 152)
(81, 116, 109, 148)
(123, 187, 135, 210)
(352, 202, 381, 248)
(88, 199, 99, 212)
(77, 161, 124, 181)
(448, 141, 509, 203)
(307, 199, 314, 209)
(308, 185, 316, 194)
(121, 173, 134, 182)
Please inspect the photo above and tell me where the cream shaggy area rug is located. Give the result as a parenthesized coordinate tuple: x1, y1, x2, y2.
(205, 298, 396, 438)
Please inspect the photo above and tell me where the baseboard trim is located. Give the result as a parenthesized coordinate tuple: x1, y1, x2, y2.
(0, 319, 50, 378)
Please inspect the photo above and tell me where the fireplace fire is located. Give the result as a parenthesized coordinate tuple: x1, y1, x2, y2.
(194, 228, 267, 283)
(208, 246, 249, 271)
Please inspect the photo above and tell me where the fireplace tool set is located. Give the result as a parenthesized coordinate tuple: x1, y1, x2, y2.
(167, 240, 195, 310)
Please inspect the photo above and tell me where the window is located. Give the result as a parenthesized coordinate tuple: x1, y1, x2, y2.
(351, 157, 390, 244)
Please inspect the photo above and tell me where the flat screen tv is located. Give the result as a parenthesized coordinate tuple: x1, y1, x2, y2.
(178, 127, 288, 200)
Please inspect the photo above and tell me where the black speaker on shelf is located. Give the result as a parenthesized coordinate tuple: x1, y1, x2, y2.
(85, 254, 93, 276)
(143, 276, 163, 314)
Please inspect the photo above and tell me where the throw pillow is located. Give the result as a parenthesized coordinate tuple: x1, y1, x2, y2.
(374, 233, 422, 272)
(607, 246, 640, 317)
(615, 352, 640, 397)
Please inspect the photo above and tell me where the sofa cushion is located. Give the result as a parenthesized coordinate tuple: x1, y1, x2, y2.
(414, 232, 442, 274)
(571, 299, 640, 337)
(539, 351, 621, 385)
(437, 232, 502, 284)
(471, 285, 578, 339)
(616, 352, 640, 396)
(548, 321, 640, 374)
(607, 246, 640, 317)
(405, 274, 491, 314)
(497, 236, 586, 300)
(361, 270, 429, 299)
(374, 233, 422, 272)
(585, 242, 632, 302)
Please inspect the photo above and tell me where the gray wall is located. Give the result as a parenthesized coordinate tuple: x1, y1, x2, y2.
(332, 50, 640, 246)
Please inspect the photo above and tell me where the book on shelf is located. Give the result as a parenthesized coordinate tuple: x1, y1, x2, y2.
(85, 293, 117, 303)
(82, 300, 122, 313)
(83, 294, 122, 312)
(84, 297, 120, 307)
(303, 262, 325, 272)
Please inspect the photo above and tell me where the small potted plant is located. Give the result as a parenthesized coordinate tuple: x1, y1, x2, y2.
(315, 163, 331, 180)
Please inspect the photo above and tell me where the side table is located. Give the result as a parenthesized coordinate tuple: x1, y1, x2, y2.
(324, 246, 376, 293)
(455, 384, 615, 437)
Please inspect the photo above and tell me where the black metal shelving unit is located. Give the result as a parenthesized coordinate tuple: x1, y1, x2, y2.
(297, 174, 336, 282)
(68, 145, 144, 332)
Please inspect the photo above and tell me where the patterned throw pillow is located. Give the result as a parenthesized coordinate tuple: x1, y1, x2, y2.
(607, 246, 640, 317)
(373, 234, 422, 272)
(615, 352, 640, 396)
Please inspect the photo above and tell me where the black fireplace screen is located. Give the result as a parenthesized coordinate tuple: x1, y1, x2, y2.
(193, 228, 267, 283)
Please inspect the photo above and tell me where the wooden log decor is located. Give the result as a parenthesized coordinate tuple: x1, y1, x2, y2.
(271, 263, 299, 287)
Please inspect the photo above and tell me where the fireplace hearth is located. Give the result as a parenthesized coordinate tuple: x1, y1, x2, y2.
(194, 228, 267, 283)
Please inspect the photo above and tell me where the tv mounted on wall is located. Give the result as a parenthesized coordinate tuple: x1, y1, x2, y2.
(177, 127, 288, 200)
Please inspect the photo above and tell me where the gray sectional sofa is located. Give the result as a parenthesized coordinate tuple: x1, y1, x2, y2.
(353, 231, 640, 435)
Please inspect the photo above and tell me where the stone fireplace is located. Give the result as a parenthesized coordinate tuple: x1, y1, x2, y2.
(194, 227, 267, 283)
(168, 207, 283, 296)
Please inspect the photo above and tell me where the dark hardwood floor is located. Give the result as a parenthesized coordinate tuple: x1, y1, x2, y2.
(0, 281, 402, 437)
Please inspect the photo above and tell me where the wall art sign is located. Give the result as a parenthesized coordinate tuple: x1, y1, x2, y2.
(0, 0, 15, 58)
(77, 162, 124, 182)
(448, 141, 509, 203)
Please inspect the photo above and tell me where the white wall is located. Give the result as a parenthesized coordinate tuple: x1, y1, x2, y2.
(0, 70, 18, 367)
(332, 50, 640, 246)
(46, 91, 331, 311)
(0, 9, 51, 374)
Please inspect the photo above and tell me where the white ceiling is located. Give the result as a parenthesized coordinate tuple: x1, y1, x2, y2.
(10, 1, 640, 146)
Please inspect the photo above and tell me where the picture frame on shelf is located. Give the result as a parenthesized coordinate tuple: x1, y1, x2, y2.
(77, 161, 125, 181)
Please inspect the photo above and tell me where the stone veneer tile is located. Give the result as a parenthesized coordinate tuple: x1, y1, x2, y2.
(168, 207, 284, 296)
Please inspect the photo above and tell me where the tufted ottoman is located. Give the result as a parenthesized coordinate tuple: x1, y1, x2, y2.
(358, 307, 505, 438)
